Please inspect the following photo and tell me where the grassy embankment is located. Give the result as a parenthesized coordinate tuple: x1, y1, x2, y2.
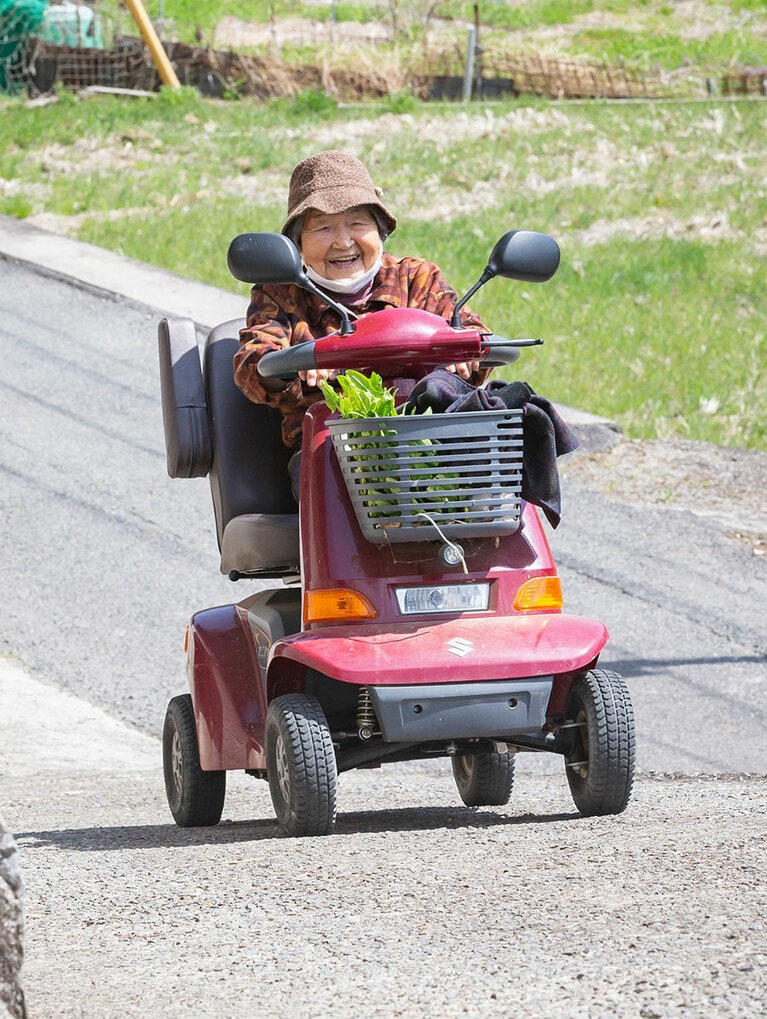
(140, 0, 767, 76)
(0, 2, 765, 448)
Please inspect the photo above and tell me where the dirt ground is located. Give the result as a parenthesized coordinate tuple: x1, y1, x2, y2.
(561, 434, 767, 555)
(211, 2, 766, 52)
(213, 14, 393, 50)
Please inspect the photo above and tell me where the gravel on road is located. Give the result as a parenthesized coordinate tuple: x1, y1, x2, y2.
(2, 660, 765, 1019)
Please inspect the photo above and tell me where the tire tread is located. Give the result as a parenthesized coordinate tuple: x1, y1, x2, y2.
(565, 669, 636, 816)
(452, 751, 516, 807)
(266, 694, 338, 837)
(162, 694, 226, 827)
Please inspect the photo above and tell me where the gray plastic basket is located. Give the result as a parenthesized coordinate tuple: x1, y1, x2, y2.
(327, 409, 524, 544)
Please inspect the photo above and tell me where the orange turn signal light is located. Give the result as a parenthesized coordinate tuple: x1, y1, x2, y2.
(513, 576, 563, 612)
(304, 588, 378, 624)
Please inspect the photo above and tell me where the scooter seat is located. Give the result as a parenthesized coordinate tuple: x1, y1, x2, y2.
(220, 513, 299, 578)
(159, 315, 299, 579)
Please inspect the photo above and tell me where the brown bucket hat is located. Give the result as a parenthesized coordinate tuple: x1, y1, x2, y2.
(282, 150, 397, 239)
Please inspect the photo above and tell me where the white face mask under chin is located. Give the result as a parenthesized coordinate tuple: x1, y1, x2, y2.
(304, 256, 382, 295)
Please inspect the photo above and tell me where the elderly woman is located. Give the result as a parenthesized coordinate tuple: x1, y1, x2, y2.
(234, 150, 490, 452)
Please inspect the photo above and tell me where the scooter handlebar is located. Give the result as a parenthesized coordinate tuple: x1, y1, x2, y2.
(481, 334, 544, 367)
(258, 341, 317, 379)
(256, 310, 543, 381)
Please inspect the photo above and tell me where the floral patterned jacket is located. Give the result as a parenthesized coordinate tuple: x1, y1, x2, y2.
(233, 251, 490, 449)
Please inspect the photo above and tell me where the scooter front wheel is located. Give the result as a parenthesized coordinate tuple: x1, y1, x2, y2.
(564, 669, 636, 816)
(163, 694, 226, 827)
(452, 750, 516, 807)
(265, 694, 338, 838)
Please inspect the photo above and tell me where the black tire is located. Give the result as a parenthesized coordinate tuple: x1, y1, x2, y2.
(163, 694, 226, 827)
(452, 750, 516, 807)
(564, 669, 636, 817)
(265, 694, 338, 838)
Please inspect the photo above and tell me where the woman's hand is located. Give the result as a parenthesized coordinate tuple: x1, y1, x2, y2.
(299, 368, 338, 388)
(444, 361, 480, 381)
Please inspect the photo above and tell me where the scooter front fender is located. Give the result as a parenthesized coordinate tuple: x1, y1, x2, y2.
(269, 613, 608, 687)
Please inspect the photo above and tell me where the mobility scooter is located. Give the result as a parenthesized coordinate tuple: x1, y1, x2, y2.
(158, 229, 636, 837)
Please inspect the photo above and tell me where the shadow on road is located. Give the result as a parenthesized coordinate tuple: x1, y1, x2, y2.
(610, 653, 766, 677)
(16, 806, 581, 850)
(609, 652, 767, 724)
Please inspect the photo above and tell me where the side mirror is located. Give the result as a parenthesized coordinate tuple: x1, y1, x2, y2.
(451, 230, 560, 327)
(486, 230, 560, 283)
(227, 232, 355, 334)
(227, 232, 305, 286)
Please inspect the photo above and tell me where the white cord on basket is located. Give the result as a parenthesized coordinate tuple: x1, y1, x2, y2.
(416, 511, 468, 573)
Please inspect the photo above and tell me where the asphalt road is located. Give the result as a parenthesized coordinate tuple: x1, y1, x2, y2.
(0, 259, 236, 730)
(1, 256, 764, 773)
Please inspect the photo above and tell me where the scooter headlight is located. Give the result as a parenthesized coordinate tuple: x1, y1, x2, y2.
(395, 583, 490, 616)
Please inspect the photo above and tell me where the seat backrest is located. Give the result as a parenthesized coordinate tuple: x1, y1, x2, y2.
(204, 319, 297, 549)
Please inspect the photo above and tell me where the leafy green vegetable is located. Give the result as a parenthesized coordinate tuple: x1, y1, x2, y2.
(319, 370, 397, 419)
(321, 371, 400, 517)
(322, 371, 469, 523)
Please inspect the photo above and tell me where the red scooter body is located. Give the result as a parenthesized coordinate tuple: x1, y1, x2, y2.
(162, 229, 635, 837)
(282, 401, 607, 680)
(186, 397, 608, 773)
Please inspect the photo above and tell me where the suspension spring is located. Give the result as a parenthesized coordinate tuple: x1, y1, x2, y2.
(356, 686, 379, 741)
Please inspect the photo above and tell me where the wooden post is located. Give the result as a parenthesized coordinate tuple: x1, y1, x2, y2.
(124, 0, 181, 89)
(473, 1, 482, 98)
(463, 26, 476, 101)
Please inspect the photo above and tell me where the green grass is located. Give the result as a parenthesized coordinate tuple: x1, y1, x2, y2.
(570, 28, 767, 70)
(140, 0, 378, 42)
(439, 0, 597, 31)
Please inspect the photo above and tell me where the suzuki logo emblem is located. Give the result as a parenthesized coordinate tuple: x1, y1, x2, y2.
(446, 637, 474, 658)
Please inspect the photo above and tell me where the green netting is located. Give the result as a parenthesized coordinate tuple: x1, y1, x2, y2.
(0, 0, 48, 92)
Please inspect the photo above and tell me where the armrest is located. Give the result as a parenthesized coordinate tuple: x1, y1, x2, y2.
(158, 316, 213, 479)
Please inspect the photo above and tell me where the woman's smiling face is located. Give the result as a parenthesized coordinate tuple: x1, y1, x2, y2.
(300, 206, 383, 281)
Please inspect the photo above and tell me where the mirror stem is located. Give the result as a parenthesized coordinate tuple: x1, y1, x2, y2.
(300, 278, 356, 335)
(451, 268, 493, 328)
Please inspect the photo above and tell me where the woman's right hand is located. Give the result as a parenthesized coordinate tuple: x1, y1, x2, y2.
(444, 361, 481, 381)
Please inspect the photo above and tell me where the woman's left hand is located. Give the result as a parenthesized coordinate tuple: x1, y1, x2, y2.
(299, 368, 338, 388)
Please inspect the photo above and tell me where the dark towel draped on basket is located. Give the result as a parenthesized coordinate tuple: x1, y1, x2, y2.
(404, 370, 578, 528)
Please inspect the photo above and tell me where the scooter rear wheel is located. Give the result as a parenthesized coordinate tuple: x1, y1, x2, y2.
(163, 694, 226, 827)
(265, 694, 338, 837)
(564, 669, 635, 816)
(452, 750, 516, 807)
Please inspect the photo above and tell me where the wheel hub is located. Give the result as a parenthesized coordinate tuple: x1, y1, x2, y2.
(170, 729, 184, 794)
(274, 732, 291, 803)
(574, 708, 589, 779)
